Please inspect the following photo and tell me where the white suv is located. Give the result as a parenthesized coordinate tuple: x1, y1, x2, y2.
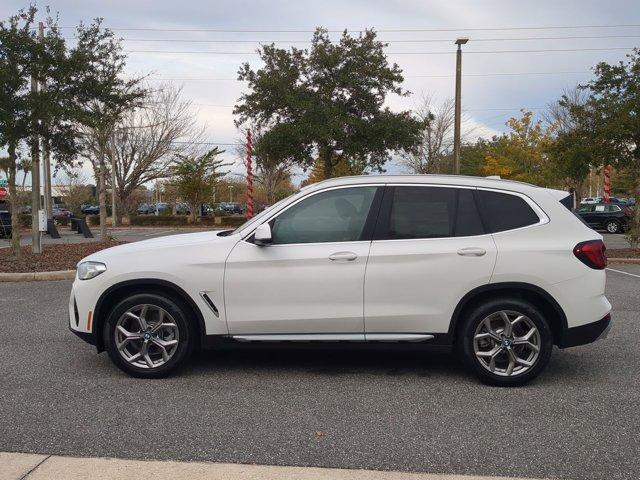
(69, 175, 611, 386)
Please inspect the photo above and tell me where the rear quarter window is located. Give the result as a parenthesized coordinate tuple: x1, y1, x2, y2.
(477, 190, 540, 233)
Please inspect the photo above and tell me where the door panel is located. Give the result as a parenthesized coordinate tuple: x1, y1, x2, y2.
(364, 185, 497, 334)
(364, 236, 497, 333)
(224, 240, 371, 334)
(224, 185, 382, 335)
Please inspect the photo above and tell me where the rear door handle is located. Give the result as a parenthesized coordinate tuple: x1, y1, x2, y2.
(329, 251, 358, 262)
(457, 247, 486, 257)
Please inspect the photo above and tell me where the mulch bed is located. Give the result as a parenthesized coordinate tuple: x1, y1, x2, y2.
(0, 241, 125, 273)
(607, 248, 640, 259)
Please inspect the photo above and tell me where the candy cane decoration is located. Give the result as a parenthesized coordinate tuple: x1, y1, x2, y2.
(246, 130, 254, 218)
(603, 164, 612, 203)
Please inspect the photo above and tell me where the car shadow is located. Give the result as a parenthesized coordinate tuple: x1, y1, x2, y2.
(182, 343, 467, 380)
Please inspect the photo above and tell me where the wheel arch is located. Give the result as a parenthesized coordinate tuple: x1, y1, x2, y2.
(449, 282, 568, 346)
(93, 279, 206, 352)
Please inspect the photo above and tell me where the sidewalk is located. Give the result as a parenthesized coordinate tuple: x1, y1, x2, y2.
(1, 452, 543, 480)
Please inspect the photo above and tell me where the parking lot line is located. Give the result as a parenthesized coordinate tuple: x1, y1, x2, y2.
(606, 267, 640, 279)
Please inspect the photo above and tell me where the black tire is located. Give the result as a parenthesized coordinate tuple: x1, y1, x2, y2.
(457, 298, 553, 387)
(104, 292, 196, 378)
(605, 220, 620, 234)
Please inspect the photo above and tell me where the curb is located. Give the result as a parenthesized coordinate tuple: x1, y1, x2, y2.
(0, 452, 544, 480)
(0, 269, 75, 282)
(608, 258, 640, 264)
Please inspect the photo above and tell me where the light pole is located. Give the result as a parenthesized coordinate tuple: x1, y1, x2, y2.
(453, 37, 468, 175)
(228, 185, 234, 203)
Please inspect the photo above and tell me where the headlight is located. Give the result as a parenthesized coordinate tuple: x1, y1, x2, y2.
(77, 261, 107, 280)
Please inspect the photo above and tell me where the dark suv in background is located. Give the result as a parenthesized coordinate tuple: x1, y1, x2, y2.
(575, 203, 633, 233)
(0, 200, 11, 238)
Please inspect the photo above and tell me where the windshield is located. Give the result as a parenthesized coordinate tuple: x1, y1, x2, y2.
(231, 195, 296, 235)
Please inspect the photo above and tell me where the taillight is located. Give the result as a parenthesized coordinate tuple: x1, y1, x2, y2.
(573, 240, 607, 269)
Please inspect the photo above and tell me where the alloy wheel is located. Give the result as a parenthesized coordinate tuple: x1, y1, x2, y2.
(115, 304, 179, 369)
(473, 310, 541, 377)
(606, 222, 619, 233)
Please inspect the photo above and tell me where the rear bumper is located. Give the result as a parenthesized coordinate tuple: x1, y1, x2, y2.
(559, 313, 612, 348)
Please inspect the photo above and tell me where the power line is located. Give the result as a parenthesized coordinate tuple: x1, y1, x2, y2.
(146, 71, 589, 81)
(108, 34, 640, 44)
(59, 23, 640, 33)
(124, 46, 635, 55)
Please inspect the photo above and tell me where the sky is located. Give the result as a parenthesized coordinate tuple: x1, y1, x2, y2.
(2, 0, 640, 185)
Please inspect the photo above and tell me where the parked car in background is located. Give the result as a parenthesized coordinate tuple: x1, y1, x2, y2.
(52, 206, 72, 218)
(154, 202, 170, 215)
(175, 202, 191, 215)
(620, 197, 636, 206)
(575, 203, 632, 233)
(81, 204, 99, 215)
(0, 200, 11, 238)
(217, 202, 244, 215)
(137, 203, 155, 215)
(70, 175, 611, 386)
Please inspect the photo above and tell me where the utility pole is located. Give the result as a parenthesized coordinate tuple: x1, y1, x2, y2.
(453, 37, 468, 175)
(39, 22, 53, 221)
(30, 23, 43, 254)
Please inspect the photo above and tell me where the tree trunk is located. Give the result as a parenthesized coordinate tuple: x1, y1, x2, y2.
(7, 143, 21, 259)
(98, 152, 108, 239)
(320, 146, 333, 180)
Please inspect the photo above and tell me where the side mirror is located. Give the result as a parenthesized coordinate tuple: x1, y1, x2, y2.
(254, 223, 272, 246)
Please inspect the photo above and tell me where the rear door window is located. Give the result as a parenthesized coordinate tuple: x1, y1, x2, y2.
(476, 190, 540, 233)
(378, 186, 485, 240)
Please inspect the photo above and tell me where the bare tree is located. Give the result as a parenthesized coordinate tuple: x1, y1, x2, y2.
(543, 86, 589, 133)
(106, 85, 204, 219)
(401, 95, 456, 174)
(54, 167, 92, 216)
(82, 85, 203, 221)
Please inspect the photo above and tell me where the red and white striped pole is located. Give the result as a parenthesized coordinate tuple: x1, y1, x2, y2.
(603, 164, 612, 203)
(246, 130, 254, 218)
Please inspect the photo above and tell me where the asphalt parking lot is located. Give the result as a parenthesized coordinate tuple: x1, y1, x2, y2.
(1, 265, 639, 480)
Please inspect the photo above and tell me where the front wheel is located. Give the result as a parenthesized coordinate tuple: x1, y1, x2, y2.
(104, 293, 195, 378)
(458, 298, 553, 386)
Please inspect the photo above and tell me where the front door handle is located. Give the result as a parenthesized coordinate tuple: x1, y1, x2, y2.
(457, 247, 487, 257)
(329, 251, 358, 262)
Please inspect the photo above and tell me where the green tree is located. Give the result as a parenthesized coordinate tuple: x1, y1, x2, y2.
(482, 111, 556, 186)
(234, 28, 423, 179)
(71, 19, 146, 237)
(459, 138, 495, 177)
(0, 7, 71, 256)
(576, 49, 640, 242)
(0, 7, 145, 256)
(170, 149, 229, 222)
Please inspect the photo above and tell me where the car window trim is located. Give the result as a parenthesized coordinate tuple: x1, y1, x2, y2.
(241, 184, 384, 246)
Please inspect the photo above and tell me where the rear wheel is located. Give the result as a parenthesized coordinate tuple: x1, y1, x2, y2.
(605, 220, 620, 233)
(458, 298, 553, 386)
(104, 293, 195, 378)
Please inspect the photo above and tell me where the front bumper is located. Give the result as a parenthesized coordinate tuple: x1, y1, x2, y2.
(559, 313, 612, 348)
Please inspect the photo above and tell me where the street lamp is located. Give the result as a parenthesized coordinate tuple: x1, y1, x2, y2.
(453, 37, 468, 175)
